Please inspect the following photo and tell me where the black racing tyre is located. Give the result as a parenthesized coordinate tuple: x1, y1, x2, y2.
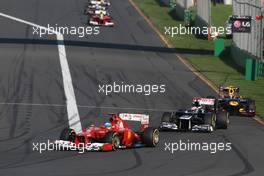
(103, 132, 120, 151)
(204, 113, 216, 130)
(216, 111, 229, 129)
(143, 128, 159, 147)
(248, 102, 256, 110)
(247, 99, 256, 109)
(247, 100, 256, 117)
(161, 112, 172, 123)
(60, 128, 76, 143)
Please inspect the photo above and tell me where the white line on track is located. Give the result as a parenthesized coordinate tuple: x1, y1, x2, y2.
(0, 13, 82, 133)
(0, 102, 176, 112)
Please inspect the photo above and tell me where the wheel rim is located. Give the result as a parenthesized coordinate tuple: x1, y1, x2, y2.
(227, 113, 230, 124)
(212, 115, 216, 129)
(152, 129, 159, 146)
(112, 135, 120, 150)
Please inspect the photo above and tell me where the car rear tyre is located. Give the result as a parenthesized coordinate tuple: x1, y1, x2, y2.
(216, 111, 229, 129)
(204, 113, 216, 131)
(248, 102, 255, 110)
(143, 128, 159, 147)
(60, 128, 76, 143)
(247, 100, 256, 117)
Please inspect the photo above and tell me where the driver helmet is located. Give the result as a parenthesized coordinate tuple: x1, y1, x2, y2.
(104, 122, 111, 127)
(192, 101, 200, 107)
(100, 12, 104, 19)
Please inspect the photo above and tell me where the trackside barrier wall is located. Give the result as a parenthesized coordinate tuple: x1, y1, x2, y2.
(258, 60, 264, 76)
(160, 0, 171, 6)
(231, 0, 263, 80)
(231, 43, 260, 80)
(230, 43, 254, 68)
(214, 39, 225, 56)
(195, 0, 211, 37)
(174, 0, 194, 20)
(232, 0, 263, 61)
(245, 58, 258, 80)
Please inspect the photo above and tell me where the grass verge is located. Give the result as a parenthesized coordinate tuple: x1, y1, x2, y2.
(132, 0, 264, 117)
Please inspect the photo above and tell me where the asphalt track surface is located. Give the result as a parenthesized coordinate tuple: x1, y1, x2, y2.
(0, 0, 264, 176)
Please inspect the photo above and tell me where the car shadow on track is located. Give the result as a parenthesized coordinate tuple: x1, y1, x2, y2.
(0, 38, 214, 56)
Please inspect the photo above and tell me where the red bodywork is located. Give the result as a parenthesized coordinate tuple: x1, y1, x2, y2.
(73, 113, 148, 151)
(90, 15, 114, 26)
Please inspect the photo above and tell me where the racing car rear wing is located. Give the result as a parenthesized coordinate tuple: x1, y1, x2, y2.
(219, 85, 239, 92)
(219, 85, 240, 99)
(193, 98, 215, 106)
(119, 113, 149, 130)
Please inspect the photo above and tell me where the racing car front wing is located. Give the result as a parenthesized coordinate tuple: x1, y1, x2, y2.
(89, 20, 114, 26)
(54, 140, 113, 152)
(160, 122, 213, 132)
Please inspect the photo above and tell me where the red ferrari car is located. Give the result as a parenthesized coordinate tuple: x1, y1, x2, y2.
(89, 15, 114, 27)
(55, 113, 159, 151)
